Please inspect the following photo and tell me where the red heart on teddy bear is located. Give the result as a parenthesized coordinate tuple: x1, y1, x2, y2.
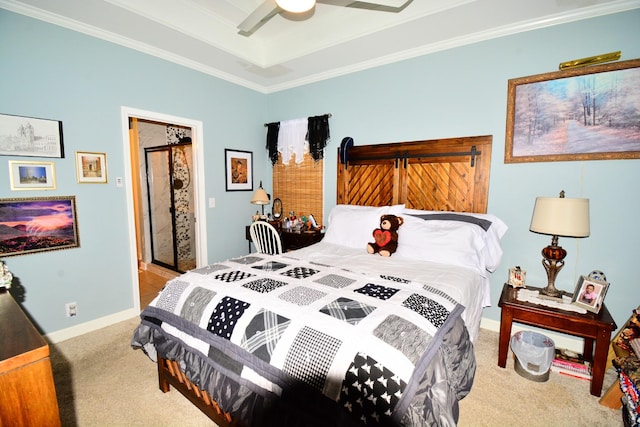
(373, 229, 392, 247)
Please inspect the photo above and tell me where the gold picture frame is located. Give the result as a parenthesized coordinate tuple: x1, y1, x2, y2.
(8, 160, 56, 190)
(505, 58, 640, 163)
(0, 196, 80, 257)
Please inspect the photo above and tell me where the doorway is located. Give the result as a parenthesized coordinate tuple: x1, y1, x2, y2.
(145, 142, 195, 273)
(120, 107, 207, 311)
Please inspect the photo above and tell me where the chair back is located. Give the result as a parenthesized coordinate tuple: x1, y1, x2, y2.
(249, 221, 282, 254)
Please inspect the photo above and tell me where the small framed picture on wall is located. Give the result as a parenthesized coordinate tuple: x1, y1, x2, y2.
(8, 160, 56, 190)
(224, 149, 253, 191)
(75, 151, 108, 184)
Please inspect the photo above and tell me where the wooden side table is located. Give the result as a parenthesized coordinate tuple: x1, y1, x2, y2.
(497, 283, 616, 396)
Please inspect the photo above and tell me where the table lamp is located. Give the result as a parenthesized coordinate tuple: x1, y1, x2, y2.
(251, 180, 271, 216)
(529, 191, 590, 297)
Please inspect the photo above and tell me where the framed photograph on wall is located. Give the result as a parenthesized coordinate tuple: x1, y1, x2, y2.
(8, 160, 56, 190)
(0, 113, 64, 158)
(0, 196, 80, 257)
(571, 275, 609, 314)
(505, 58, 640, 163)
(76, 151, 108, 184)
(224, 149, 253, 191)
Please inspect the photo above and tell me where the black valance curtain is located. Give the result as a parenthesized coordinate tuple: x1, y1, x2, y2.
(264, 114, 331, 165)
(307, 115, 330, 161)
(265, 122, 280, 165)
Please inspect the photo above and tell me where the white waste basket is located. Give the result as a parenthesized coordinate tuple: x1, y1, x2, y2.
(510, 330, 555, 382)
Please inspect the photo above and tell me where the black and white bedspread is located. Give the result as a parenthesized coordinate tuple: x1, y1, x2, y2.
(132, 252, 476, 426)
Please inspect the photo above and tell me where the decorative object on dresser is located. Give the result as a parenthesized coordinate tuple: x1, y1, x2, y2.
(0, 289, 61, 426)
(529, 190, 590, 297)
(0, 260, 12, 289)
(272, 197, 283, 219)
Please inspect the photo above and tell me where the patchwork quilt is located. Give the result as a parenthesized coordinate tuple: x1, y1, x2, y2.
(132, 253, 476, 426)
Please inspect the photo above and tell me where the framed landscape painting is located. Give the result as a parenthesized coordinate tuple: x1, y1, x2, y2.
(0, 196, 80, 257)
(505, 58, 640, 163)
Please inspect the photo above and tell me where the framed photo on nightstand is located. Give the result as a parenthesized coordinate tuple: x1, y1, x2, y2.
(571, 276, 609, 314)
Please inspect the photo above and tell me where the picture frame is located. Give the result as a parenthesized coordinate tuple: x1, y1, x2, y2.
(505, 58, 640, 163)
(224, 149, 253, 191)
(0, 196, 80, 257)
(75, 151, 108, 184)
(571, 275, 609, 314)
(8, 160, 56, 191)
(0, 113, 64, 158)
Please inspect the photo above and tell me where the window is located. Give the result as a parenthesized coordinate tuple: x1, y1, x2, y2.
(272, 152, 323, 226)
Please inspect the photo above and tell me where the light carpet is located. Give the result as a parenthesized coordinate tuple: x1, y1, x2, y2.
(50, 317, 622, 426)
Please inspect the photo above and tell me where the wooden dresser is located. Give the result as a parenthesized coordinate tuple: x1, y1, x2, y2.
(0, 289, 61, 427)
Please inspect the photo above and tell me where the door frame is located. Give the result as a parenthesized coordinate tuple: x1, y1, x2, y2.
(120, 107, 207, 312)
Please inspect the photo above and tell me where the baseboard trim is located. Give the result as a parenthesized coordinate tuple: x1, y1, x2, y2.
(46, 308, 139, 344)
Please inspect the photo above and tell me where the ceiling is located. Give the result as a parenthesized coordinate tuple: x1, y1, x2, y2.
(1, 0, 638, 93)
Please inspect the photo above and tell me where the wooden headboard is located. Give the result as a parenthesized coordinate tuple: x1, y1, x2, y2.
(337, 135, 492, 213)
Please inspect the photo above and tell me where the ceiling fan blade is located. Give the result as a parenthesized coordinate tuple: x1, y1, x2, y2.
(318, 0, 411, 12)
(237, 0, 281, 36)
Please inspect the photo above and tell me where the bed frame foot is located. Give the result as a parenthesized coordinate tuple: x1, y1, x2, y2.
(156, 356, 236, 426)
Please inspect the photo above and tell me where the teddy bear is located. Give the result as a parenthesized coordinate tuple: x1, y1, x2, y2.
(367, 214, 404, 257)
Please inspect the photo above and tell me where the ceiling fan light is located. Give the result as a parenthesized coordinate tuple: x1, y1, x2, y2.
(276, 0, 316, 13)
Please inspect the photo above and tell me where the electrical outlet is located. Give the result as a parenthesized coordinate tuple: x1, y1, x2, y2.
(65, 302, 77, 317)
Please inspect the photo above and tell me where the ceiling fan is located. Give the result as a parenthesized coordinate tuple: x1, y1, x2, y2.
(237, 0, 412, 36)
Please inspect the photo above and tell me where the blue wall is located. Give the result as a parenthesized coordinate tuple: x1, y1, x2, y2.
(1, 8, 638, 338)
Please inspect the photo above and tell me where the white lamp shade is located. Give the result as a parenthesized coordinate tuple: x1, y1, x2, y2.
(251, 188, 270, 205)
(276, 0, 315, 13)
(530, 197, 590, 237)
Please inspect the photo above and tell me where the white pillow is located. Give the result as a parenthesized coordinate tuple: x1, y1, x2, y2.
(398, 209, 508, 273)
(324, 204, 405, 249)
(395, 215, 487, 272)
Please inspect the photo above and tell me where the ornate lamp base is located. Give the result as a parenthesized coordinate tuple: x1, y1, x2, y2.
(539, 235, 566, 298)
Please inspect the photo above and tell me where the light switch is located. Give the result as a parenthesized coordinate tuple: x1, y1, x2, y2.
(116, 177, 123, 188)
(209, 197, 215, 208)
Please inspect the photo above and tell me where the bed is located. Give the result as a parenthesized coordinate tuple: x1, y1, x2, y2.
(132, 135, 506, 426)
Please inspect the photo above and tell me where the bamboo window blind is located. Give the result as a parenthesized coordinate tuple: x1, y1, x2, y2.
(272, 152, 324, 226)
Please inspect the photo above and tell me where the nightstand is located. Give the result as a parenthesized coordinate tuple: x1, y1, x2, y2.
(497, 283, 616, 396)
